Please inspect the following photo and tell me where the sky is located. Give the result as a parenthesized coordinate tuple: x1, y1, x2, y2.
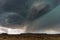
(28, 5, 60, 33)
(0, 0, 60, 34)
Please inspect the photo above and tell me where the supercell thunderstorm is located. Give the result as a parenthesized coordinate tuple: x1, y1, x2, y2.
(0, 0, 60, 34)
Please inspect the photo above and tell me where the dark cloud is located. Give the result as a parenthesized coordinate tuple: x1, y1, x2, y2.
(0, 0, 60, 33)
(27, 5, 60, 33)
(26, 0, 60, 32)
(0, 0, 28, 27)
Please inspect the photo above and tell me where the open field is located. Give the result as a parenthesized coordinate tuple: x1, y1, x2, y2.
(0, 33, 60, 40)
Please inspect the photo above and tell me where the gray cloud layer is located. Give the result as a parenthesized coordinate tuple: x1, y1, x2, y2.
(0, 0, 60, 33)
(26, 0, 60, 32)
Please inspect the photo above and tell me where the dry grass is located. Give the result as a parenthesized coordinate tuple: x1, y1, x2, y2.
(0, 33, 60, 40)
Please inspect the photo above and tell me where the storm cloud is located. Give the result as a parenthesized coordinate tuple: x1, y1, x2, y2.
(0, 0, 60, 34)
(27, 5, 60, 32)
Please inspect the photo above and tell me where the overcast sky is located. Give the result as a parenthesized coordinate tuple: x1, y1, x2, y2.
(0, 0, 60, 34)
(28, 5, 60, 33)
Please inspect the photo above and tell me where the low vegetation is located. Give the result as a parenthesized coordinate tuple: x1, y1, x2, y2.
(0, 33, 60, 40)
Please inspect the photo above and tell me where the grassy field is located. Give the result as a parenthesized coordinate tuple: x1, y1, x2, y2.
(0, 33, 60, 40)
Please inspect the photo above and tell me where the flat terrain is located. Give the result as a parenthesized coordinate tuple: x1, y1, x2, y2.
(0, 33, 60, 40)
